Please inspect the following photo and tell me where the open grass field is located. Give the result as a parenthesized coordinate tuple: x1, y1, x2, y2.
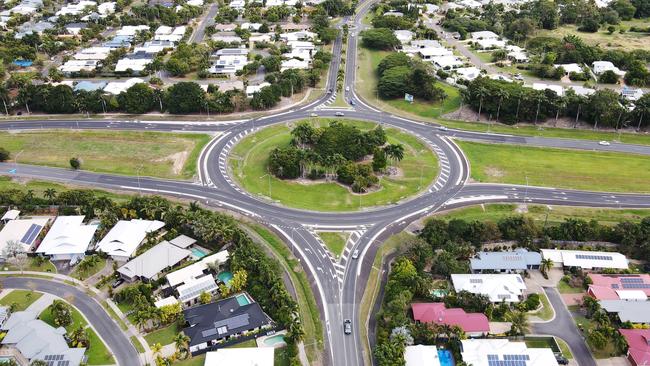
(0, 289, 42, 311)
(229, 119, 438, 211)
(439, 118, 650, 146)
(0, 176, 133, 202)
(355, 47, 461, 120)
(40, 302, 115, 365)
(458, 141, 650, 193)
(536, 24, 650, 50)
(0, 130, 211, 180)
(318, 231, 348, 257)
(435, 203, 650, 225)
(144, 321, 183, 346)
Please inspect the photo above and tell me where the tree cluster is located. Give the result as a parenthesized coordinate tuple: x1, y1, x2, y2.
(377, 52, 447, 101)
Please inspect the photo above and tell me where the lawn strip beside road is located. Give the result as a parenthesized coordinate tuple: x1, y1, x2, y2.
(0, 289, 42, 310)
(102, 300, 129, 331)
(229, 120, 438, 211)
(458, 141, 650, 193)
(0, 130, 211, 180)
(247, 224, 323, 364)
(319, 231, 348, 257)
(531, 291, 554, 321)
(360, 232, 410, 366)
(144, 321, 183, 346)
(131, 335, 145, 353)
(0, 176, 133, 202)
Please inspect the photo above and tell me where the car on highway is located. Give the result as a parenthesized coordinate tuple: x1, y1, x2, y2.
(437, 126, 448, 131)
(345, 86, 350, 92)
(352, 249, 359, 259)
(598, 140, 610, 146)
(349, 100, 356, 106)
(344, 319, 352, 334)
(335, 112, 345, 116)
(310, 113, 318, 117)
(327, 88, 332, 93)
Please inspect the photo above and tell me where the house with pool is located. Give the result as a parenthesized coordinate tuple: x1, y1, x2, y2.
(182, 293, 275, 355)
(162, 250, 229, 307)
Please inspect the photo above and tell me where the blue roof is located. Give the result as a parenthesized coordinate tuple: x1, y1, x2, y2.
(74, 81, 107, 92)
(470, 249, 542, 271)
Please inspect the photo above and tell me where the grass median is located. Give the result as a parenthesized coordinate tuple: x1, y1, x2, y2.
(229, 119, 439, 211)
(0, 130, 211, 180)
(318, 231, 348, 257)
(459, 141, 650, 193)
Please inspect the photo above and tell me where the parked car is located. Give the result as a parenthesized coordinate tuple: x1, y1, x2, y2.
(344, 319, 352, 334)
(310, 113, 318, 117)
(514, 73, 524, 81)
(352, 249, 359, 259)
(335, 112, 345, 116)
(556, 356, 569, 365)
(112, 278, 124, 288)
(598, 141, 611, 146)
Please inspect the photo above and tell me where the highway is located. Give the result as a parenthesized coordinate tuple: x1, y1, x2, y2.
(2, 1, 650, 365)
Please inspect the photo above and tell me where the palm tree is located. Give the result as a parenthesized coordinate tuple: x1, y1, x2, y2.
(173, 333, 191, 359)
(475, 86, 489, 121)
(532, 91, 546, 126)
(540, 258, 553, 276)
(634, 94, 650, 131)
(286, 315, 304, 343)
(494, 89, 509, 122)
(151, 343, 163, 360)
(383, 144, 404, 165)
(43, 188, 57, 203)
(507, 311, 529, 336)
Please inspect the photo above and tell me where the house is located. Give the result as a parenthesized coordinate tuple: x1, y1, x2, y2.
(65, 22, 88, 35)
(592, 61, 625, 76)
(154, 26, 186, 43)
(1, 210, 20, 223)
(540, 249, 629, 270)
(204, 347, 274, 366)
(74, 81, 107, 92)
(229, 0, 245, 10)
(404, 345, 441, 366)
(169, 235, 197, 249)
(587, 274, 650, 300)
(246, 82, 271, 98)
(567, 85, 596, 97)
(423, 3, 439, 13)
(116, 25, 150, 37)
(412, 303, 489, 336)
(183, 294, 273, 355)
(35, 216, 97, 262)
(454, 67, 481, 81)
(471, 31, 499, 41)
(383, 11, 404, 17)
(507, 50, 528, 63)
(117, 241, 191, 282)
(621, 86, 644, 101)
(209, 48, 249, 74)
(212, 32, 243, 44)
(240, 22, 262, 31)
(475, 39, 506, 50)
(115, 57, 152, 73)
(411, 40, 442, 49)
(458, 0, 482, 8)
(419, 47, 453, 61)
(15, 21, 55, 39)
(281, 58, 309, 71)
(154, 296, 179, 308)
(451, 274, 527, 302)
(149, 0, 174, 6)
(470, 249, 541, 273)
(460, 339, 558, 366)
(97, 2, 116, 14)
(599, 300, 650, 323)
(96, 219, 164, 261)
(554, 63, 583, 75)
(56, 0, 96, 16)
(619, 329, 650, 366)
(215, 23, 237, 32)
(74, 47, 112, 60)
(59, 60, 99, 74)
(394, 30, 414, 44)
(134, 40, 175, 54)
(103, 35, 133, 48)
(165, 250, 229, 305)
(103, 78, 145, 94)
(0, 217, 50, 257)
(431, 55, 463, 70)
(1, 311, 86, 366)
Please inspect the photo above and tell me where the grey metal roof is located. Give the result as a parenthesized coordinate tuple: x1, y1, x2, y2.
(470, 249, 542, 271)
(600, 300, 650, 323)
(117, 241, 191, 280)
(169, 235, 197, 249)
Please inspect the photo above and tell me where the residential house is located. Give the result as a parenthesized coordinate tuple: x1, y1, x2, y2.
(404, 345, 441, 366)
(1, 210, 20, 224)
(209, 48, 249, 75)
(35, 216, 97, 262)
(451, 274, 527, 302)
(116, 25, 150, 37)
(475, 38, 506, 50)
(411, 40, 442, 49)
(454, 67, 481, 81)
(540, 249, 629, 270)
(592, 61, 625, 76)
(184, 294, 273, 355)
(204, 348, 274, 366)
(56, 0, 96, 16)
(103, 78, 145, 94)
(115, 52, 153, 73)
(246, 82, 271, 98)
(74, 81, 107, 92)
(117, 241, 192, 282)
(471, 31, 499, 40)
(59, 60, 99, 74)
(169, 235, 198, 249)
(0, 217, 50, 257)
(280, 31, 317, 42)
(554, 63, 583, 75)
(470, 249, 541, 273)
(599, 300, 650, 323)
(418, 47, 453, 61)
(134, 40, 175, 54)
(65, 22, 88, 35)
(229, 0, 245, 10)
(412, 302, 489, 336)
(621, 86, 644, 101)
(154, 26, 186, 43)
(95, 219, 164, 261)
(587, 274, 650, 300)
(460, 339, 558, 366)
(74, 47, 112, 60)
(431, 55, 463, 70)
(619, 329, 650, 366)
(165, 250, 229, 305)
(394, 30, 414, 44)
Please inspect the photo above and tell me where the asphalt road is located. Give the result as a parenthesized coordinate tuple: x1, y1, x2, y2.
(533, 288, 597, 366)
(0, 277, 140, 366)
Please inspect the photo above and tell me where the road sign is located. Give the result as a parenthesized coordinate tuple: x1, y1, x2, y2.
(404, 93, 414, 103)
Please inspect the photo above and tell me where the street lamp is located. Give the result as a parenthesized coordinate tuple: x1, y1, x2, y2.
(137, 164, 144, 195)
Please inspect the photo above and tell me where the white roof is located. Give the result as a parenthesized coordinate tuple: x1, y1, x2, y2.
(451, 274, 526, 302)
(455, 67, 481, 81)
(554, 63, 582, 74)
(1, 210, 20, 221)
(177, 274, 218, 302)
(471, 30, 499, 40)
(592, 61, 625, 76)
(166, 250, 229, 287)
(204, 348, 274, 366)
(155, 25, 173, 34)
(103, 78, 145, 94)
(461, 339, 558, 366)
(394, 30, 414, 43)
(117, 25, 149, 36)
(36, 216, 97, 256)
(531, 83, 564, 96)
(405, 345, 441, 366)
(0, 217, 50, 254)
(169, 235, 197, 249)
(246, 82, 271, 96)
(476, 39, 506, 49)
(117, 241, 191, 280)
(617, 290, 647, 301)
(154, 296, 179, 308)
(96, 219, 164, 259)
(115, 58, 152, 72)
(281, 59, 309, 71)
(431, 55, 463, 69)
(541, 249, 628, 269)
(419, 47, 453, 57)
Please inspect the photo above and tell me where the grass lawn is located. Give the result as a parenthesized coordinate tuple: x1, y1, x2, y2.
(228, 339, 258, 348)
(458, 141, 650, 193)
(536, 25, 650, 50)
(0, 176, 133, 202)
(435, 203, 650, 225)
(530, 291, 554, 321)
(0, 130, 210, 180)
(130, 335, 145, 353)
(3, 257, 57, 273)
(355, 47, 461, 120)
(556, 337, 574, 359)
(318, 231, 348, 257)
(274, 347, 291, 366)
(473, 50, 494, 63)
(525, 337, 559, 351)
(230, 119, 438, 211)
(0, 289, 42, 311)
(573, 314, 617, 358)
(144, 321, 183, 346)
(40, 303, 115, 365)
(172, 354, 205, 366)
(70, 257, 107, 280)
(558, 280, 584, 294)
(248, 224, 323, 364)
(102, 301, 128, 331)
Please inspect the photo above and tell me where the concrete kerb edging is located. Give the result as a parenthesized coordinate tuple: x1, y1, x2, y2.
(0, 271, 150, 359)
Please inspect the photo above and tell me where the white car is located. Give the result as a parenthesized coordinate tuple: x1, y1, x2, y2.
(598, 141, 610, 146)
(345, 86, 350, 92)
(310, 113, 318, 117)
(437, 126, 448, 131)
(335, 112, 345, 116)
(352, 249, 359, 259)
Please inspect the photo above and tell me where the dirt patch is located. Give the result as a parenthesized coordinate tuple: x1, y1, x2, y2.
(384, 166, 403, 178)
(155, 151, 189, 175)
(485, 166, 504, 178)
(515, 204, 528, 214)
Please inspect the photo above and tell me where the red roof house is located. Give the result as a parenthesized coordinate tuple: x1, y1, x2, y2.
(411, 303, 489, 336)
(619, 329, 650, 366)
(587, 274, 650, 301)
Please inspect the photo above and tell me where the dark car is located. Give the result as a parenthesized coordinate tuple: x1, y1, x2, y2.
(556, 356, 569, 365)
(112, 278, 124, 288)
(344, 319, 352, 335)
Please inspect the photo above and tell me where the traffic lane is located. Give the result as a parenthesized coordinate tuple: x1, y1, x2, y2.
(1, 277, 140, 366)
(533, 287, 596, 366)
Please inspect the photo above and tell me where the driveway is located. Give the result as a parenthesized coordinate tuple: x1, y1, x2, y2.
(0, 277, 140, 366)
(533, 287, 596, 366)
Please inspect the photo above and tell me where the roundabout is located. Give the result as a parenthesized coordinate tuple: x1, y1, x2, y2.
(228, 119, 440, 211)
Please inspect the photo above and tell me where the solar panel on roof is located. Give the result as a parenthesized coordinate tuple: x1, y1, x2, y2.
(20, 223, 42, 245)
(575, 254, 613, 261)
(213, 313, 250, 330)
(470, 278, 483, 284)
(201, 328, 217, 338)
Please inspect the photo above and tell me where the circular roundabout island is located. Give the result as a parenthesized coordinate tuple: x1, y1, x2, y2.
(228, 119, 440, 212)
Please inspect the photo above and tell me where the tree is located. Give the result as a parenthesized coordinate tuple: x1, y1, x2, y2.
(165, 82, 205, 114)
(159, 303, 182, 324)
(377, 66, 411, 99)
(624, 60, 650, 86)
(374, 336, 406, 366)
(588, 329, 608, 350)
(198, 291, 212, 304)
(70, 157, 81, 170)
(372, 148, 387, 172)
(610, 0, 636, 20)
(360, 28, 400, 50)
(51, 300, 73, 327)
(44, 85, 77, 114)
(230, 269, 248, 293)
(43, 188, 57, 202)
(30, 360, 47, 366)
(598, 70, 620, 84)
(118, 83, 156, 114)
(3, 241, 28, 273)
(383, 144, 404, 165)
(0, 148, 9, 162)
(633, 93, 650, 130)
(377, 53, 412, 76)
(173, 333, 191, 359)
(540, 258, 553, 276)
(507, 310, 529, 335)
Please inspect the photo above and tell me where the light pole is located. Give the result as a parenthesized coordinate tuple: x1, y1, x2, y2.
(524, 175, 529, 202)
(137, 163, 143, 195)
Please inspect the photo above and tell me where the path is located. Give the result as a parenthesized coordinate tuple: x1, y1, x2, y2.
(24, 292, 55, 314)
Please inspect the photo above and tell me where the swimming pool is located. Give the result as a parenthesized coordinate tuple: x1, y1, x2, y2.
(236, 293, 251, 306)
(438, 349, 454, 366)
(263, 334, 286, 347)
(217, 271, 233, 285)
(190, 247, 208, 258)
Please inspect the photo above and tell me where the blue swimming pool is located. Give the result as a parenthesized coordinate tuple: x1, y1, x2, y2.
(263, 334, 286, 346)
(217, 271, 233, 285)
(191, 247, 208, 258)
(236, 293, 251, 306)
(438, 349, 454, 366)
